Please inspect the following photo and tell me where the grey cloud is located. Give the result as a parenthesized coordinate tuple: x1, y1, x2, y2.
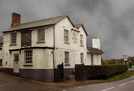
(0, 0, 134, 59)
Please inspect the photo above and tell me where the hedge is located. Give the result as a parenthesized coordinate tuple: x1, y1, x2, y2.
(84, 65, 128, 80)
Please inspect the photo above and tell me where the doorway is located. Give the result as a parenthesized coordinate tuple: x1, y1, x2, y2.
(13, 54, 19, 73)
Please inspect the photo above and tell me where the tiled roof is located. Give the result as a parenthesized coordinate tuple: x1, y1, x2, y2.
(74, 24, 83, 29)
(87, 46, 103, 54)
(3, 15, 67, 32)
(74, 24, 88, 36)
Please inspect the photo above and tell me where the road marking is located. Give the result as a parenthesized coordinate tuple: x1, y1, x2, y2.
(102, 87, 115, 91)
(62, 90, 66, 91)
(119, 83, 127, 86)
(75, 86, 83, 89)
(129, 80, 134, 83)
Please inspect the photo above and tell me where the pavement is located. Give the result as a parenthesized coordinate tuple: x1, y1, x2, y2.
(129, 68, 134, 71)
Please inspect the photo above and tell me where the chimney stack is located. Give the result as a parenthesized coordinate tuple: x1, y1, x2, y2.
(92, 37, 101, 49)
(11, 13, 21, 27)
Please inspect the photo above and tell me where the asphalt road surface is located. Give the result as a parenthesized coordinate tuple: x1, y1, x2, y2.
(65, 76, 134, 91)
(0, 72, 62, 91)
(0, 71, 134, 91)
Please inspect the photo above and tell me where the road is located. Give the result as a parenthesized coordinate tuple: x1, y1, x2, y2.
(0, 71, 134, 91)
(0, 72, 62, 91)
(65, 76, 134, 91)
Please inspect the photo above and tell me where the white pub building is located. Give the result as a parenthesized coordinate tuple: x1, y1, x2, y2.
(2, 13, 103, 82)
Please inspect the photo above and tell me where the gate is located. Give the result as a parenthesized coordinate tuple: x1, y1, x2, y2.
(75, 64, 84, 81)
(55, 63, 64, 82)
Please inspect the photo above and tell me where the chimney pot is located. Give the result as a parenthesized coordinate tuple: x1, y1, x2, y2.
(11, 12, 21, 27)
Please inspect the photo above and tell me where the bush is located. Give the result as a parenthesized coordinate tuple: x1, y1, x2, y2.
(84, 65, 128, 80)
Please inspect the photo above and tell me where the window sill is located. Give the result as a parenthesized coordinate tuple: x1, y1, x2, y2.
(23, 65, 33, 67)
(64, 42, 70, 44)
(10, 44, 17, 46)
(65, 64, 70, 66)
(36, 41, 45, 43)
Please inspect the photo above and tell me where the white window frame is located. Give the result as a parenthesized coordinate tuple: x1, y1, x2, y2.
(65, 51, 70, 66)
(38, 29, 45, 42)
(80, 34, 83, 46)
(11, 32, 17, 44)
(24, 50, 33, 65)
(80, 53, 84, 63)
(64, 29, 69, 43)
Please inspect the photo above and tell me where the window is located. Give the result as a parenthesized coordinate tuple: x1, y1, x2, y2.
(38, 29, 45, 42)
(65, 51, 70, 66)
(80, 53, 84, 63)
(14, 54, 19, 62)
(11, 33, 17, 44)
(64, 29, 69, 43)
(0, 43, 2, 50)
(25, 50, 33, 65)
(0, 59, 2, 66)
(80, 34, 83, 46)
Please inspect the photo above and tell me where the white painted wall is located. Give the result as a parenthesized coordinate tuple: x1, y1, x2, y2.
(54, 17, 87, 68)
(86, 53, 91, 65)
(0, 49, 3, 60)
(3, 16, 90, 70)
(92, 38, 100, 49)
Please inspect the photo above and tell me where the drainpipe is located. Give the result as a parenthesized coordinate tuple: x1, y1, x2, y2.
(53, 25, 56, 82)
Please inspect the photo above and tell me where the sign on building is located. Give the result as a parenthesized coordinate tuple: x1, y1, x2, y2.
(21, 30, 31, 47)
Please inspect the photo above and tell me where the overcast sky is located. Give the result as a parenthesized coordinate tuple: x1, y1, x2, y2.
(0, 0, 134, 59)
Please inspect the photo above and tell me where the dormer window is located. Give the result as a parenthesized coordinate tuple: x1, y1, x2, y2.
(38, 29, 45, 42)
(11, 32, 17, 45)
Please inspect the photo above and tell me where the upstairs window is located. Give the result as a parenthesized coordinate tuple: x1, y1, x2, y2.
(25, 50, 33, 65)
(80, 53, 84, 63)
(64, 29, 69, 43)
(0, 43, 2, 50)
(11, 33, 17, 44)
(65, 51, 70, 66)
(80, 34, 83, 46)
(38, 29, 45, 42)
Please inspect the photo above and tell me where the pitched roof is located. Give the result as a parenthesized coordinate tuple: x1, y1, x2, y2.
(3, 15, 68, 32)
(74, 24, 88, 36)
(0, 36, 3, 43)
(87, 46, 103, 54)
(74, 24, 83, 29)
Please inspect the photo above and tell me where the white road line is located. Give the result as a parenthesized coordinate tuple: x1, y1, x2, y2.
(102, 87, 115, 91)
(119, 83, 127, 86)
(129, 80, 134, 83)
(75, 86, 83, 89)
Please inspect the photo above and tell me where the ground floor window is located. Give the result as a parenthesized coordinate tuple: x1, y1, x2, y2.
(65, 51, 70, 66)
(25, 50, 33, 65)
(80, 53, 84, 63)
(0, 59, 2, 66)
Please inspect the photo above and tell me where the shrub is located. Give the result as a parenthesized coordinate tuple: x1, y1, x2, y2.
(84, 65, 128, 80)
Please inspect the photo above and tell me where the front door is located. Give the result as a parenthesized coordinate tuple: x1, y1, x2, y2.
(13, 54, 19, 73)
